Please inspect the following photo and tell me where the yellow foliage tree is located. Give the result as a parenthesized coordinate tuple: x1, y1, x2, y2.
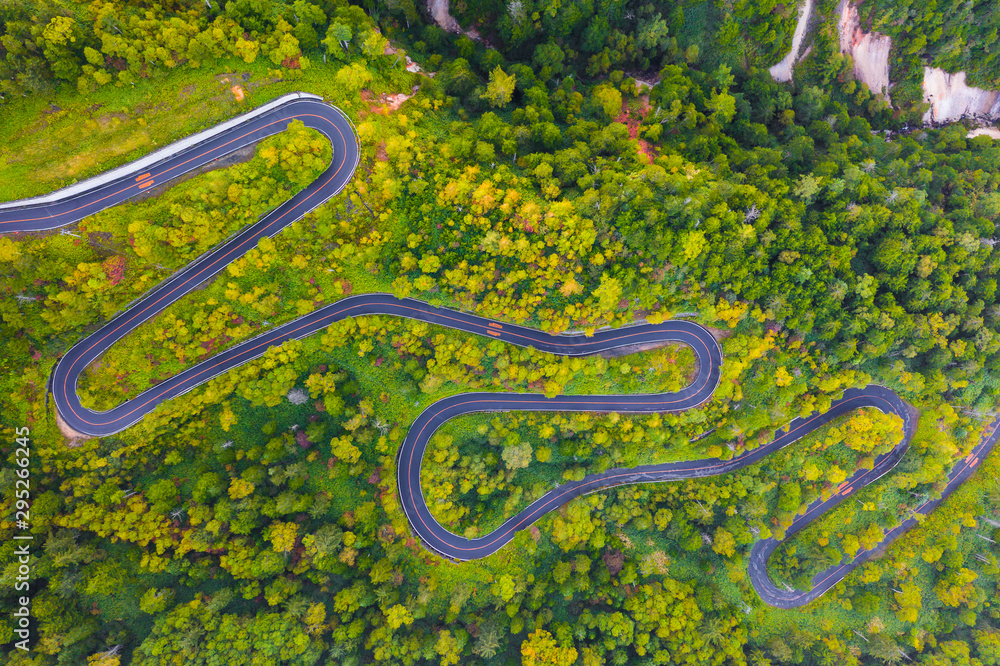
(521, 629, 578, 666)
(268, 521, 299, 554)
(228, 478, 255, 500)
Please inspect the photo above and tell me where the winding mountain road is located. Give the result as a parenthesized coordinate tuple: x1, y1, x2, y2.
(3, 94, 997, 608)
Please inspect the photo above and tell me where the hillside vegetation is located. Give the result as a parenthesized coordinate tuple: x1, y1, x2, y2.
(4, 0, 1000, 664)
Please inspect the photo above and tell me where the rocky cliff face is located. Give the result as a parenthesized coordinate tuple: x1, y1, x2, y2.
(922, 67, 1000, 124)
(786, 1, 1000, 127)
(837, 0, 892, 101)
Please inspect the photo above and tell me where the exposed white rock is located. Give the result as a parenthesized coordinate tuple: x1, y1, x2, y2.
(384, 43, 423, 73)
(837, 0, 892, 101)
(428, 0, 460, 33)
(427, 0, 480, 40)
(968, 127, 1000, 140)
(769, 0, 813, 83)
(923, 67, 1000, 124)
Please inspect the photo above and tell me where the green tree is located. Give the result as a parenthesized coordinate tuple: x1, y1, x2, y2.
(481, 66, 517, 109)
(533, 42, 565, 80)
(502, 442, 533, 470)
(139, 587, 175, 614)
(594, 274, 623, 313)
(39, 16, 83, 82)
(593, 85, 623, 121)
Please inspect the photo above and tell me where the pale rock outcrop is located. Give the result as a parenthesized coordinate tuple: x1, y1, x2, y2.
(427, 0, 480, 40)
(968, 127, 1000, 140)
(837, 0, 892, 101)
(923, 68, 1000, 123)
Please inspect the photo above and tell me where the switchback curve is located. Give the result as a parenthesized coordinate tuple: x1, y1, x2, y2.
(2, 94, 996, 609)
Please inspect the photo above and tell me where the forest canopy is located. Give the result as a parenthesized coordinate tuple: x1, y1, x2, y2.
(4, 0, 1000, 665)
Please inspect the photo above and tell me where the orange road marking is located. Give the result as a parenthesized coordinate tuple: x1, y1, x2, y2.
(488, 323, 503, 329)
(843, 486, 853, 495)
(135, 172, 152, 182)
(138, 179, 155, 189)
(487, 330, 501, 337)
(971, 457, 980, 466)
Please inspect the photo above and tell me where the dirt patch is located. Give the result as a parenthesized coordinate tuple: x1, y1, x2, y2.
(178, 84, 197, 99)
(359, 89, 377, 117)
(215, 76, 248, 102)
(360, 87, 419, 117)
(383, 90, 416, 112)
(134, 101, 166, 117)
(614, 99, 655, 163)
(837, 0, 892, 101)
(769, 0, 813, 83)
(55, 409, 91, 447)
(905, 402, 922, 432)
(922, 67, 1000, 124)
(97, 112, 128, 130)
(703, 325, 733, 343)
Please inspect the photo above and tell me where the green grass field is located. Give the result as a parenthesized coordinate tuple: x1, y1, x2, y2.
(0, 55, 416, 202)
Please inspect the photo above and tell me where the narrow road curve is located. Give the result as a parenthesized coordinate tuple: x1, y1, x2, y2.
(2, 95, 996, 608)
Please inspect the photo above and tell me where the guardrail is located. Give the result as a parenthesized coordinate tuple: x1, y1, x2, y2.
(0, 92, 323, 211)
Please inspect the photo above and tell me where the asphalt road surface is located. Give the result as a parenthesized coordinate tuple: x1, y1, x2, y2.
(3, 95, 997, 609)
